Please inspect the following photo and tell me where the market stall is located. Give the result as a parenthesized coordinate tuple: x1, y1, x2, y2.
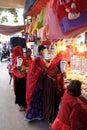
(23, 0, 87, 128)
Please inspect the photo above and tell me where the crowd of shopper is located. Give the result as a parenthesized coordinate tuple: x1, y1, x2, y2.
(7, 44, 87, 130)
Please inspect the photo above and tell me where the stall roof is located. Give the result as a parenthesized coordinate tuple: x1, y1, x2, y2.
(0, 0, 25, 35)
(0, 25, 25, 35)
(0, 0, 25, 8)
(23, 0, 49, 17)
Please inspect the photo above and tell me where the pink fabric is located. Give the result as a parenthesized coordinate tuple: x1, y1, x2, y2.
(45, 7, 65, 40)
(44, 7, 87, 40)
(42, 1, 87, 40)
(38, 26, 47, 40)
(26, 57, 45, 106)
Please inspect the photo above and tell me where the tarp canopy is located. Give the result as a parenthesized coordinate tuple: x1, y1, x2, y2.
(0, 0, 25, 8)
(23, 0, 36, 18)
(0, 0, 26, 35)
(0, 25, 25, 35)
(23, 0, 49, 17)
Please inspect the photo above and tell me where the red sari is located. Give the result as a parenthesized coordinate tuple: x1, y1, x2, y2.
(26, 57, 45, 106)
(11, 46, 27, 107)
(11, 46, 23, 94)
(47, 51, 67, 95)
(43, 51, 67, 123)
(24, 55, 32, 67)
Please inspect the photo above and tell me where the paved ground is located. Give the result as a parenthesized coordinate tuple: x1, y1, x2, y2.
(0, 59, 49, 130)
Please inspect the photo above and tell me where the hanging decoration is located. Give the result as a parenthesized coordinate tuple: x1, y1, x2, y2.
(56, 0, 87, 34)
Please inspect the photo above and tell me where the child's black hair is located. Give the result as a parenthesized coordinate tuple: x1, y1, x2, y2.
(67, 80, 82, 97)
(38, 45, 46, 52)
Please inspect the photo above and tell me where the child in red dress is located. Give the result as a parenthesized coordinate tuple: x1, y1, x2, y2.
(51, 80, 82, 130)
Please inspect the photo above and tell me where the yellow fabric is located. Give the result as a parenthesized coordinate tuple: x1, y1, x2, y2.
(36, 8, 45, 29)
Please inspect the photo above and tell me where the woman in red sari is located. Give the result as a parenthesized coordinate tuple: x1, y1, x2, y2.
(24, 48, 32, 67)
(51, 80, 82, 130)
(25, 45, 46, 121)
(43, 51, 67, 123)
(12, 46, 27, 111)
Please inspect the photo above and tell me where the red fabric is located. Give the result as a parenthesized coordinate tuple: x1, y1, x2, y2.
(11, 46, 25, 93)
(56, 73, 65, 97)
(47, 51, 68, 73)
(56, 0, 87, 21)
(63, 2, 80, 13)
(57, 2, 69, 21)
(50, 0, 58, 10)
(44, 6, 87, 40)
(12, 46, 23, 73)
(42, 39, 51, 46)
(12, 68, 26, 78)
(56, 90, 81, 130)
(26, 0, 49, 16)
(13, 46, 23, 58)
(11, 46, 26, 78)
(77, 97, 87, 130)
(24, 56, 32, 67)
(26, 57, 45, 106)
(51, 117, 70, 130)
(47, 51, 66, 96)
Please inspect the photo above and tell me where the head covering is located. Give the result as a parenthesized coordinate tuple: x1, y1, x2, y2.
(47, 51, 67, 73)
(13, 46, 23, 57)
(11, 46, 25, 78)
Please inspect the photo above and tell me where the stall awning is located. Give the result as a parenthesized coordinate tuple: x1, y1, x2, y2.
(0, 0, 25, 8)
(0, 25, 25, 35)
(23, 0, 37, 18)
(23, 0, 49, 17)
